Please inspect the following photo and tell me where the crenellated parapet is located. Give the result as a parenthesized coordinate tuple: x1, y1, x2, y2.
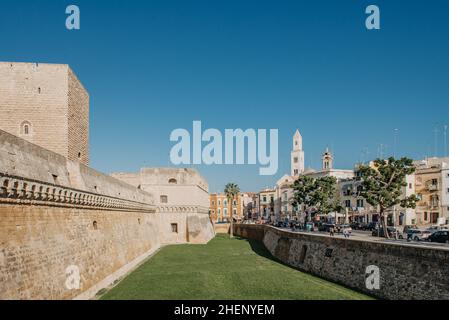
(155, 205, 209, 215)
(0, 172, 155, 213)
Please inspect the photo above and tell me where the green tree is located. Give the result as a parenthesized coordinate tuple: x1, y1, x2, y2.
(224, 183, 240, 239)
(292, 176, 317, 221)
(314, 176, 340, 218)
(358, 157, 419, 239)
(292, 176, 340, 222)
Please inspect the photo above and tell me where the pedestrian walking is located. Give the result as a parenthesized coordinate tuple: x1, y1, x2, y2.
(290, 222, 295, 232)
(407, 231, 412, 242)
(329, 226, 335, 237)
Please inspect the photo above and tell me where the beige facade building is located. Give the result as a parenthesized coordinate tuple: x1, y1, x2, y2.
(414, 157, 449, 226)
(341, 158, 449, 228)
(111, 168, 210, 209)
(338, 161, 417, 227)
(259, 188, 276, 220)
(0, 62, 89, 165)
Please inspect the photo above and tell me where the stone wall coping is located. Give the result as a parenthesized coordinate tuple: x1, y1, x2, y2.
(236, 224, 449, 253)
(234, 223, 449, 300)
(155, 205, 210, 214)
(0, 172, 155, 213)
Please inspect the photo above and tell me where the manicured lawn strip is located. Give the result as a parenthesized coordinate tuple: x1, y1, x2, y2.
(101, 235, 372, 300)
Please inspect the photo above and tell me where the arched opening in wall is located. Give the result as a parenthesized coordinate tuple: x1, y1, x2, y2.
(168, 178, 177, 185)
(171, 223, 178, 233)
(138, 218, 141, 225)
(2, 180, 9, 196)
(78, 152, 82, 159)
(299, 245, 308, 264)
(20, 121, 32, 136)
(160, 195, 168, 204)
(93, 221, 98, 230)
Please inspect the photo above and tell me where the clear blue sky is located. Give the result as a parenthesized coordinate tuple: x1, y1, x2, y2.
(1, 0, 449, 192)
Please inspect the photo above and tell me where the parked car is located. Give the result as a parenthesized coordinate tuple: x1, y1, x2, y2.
(365, 222, 379, 231)
(403, 225, 418, 235)
(350, 222, 363, 230)
(428, 231, 449, 244)
(275, 221, 284, 228)
(336, 224, 351, 233)
(318, 223, 335, 232)
(372, 227, 404, 239)
(287, 220, 299, 229)
(305, 222, 315, 232)
(406, 229, 431, 242)
(426, 225, 449, 234)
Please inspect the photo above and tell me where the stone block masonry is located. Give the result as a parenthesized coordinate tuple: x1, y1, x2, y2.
(0, 61, 215, 300)
(0, 62, 89, 165)
(0, 206, 160, 300)
(0, 130, 214, 299)
(234, 224, 449, 300)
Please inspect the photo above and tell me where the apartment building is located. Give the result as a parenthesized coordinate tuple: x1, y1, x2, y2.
(209, 193, 245, 223)
(414, 158, 449, 226)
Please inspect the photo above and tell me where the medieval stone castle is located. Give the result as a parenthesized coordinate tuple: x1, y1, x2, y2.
(0, 62, 214, 300)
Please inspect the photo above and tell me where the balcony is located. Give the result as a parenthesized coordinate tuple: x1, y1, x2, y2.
(425, 179, 439, 191)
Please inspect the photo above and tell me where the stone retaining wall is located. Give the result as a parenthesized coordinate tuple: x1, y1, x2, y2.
(234, 224, 449, 300)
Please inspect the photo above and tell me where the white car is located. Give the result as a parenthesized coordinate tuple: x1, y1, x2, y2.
(407, 229, 431, 241)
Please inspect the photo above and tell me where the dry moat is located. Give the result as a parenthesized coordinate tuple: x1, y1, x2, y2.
(100, 235, 371, 300)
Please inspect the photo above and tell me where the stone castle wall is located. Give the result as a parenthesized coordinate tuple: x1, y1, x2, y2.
(0, 62, 89, 165)
(0, 130, 214, 300)
(0, 129, 151, 205)
(111, 168, 209, 207)
(67, 68, 89, 165)
(234, 224, 449, 300)
(0, 205, 160, 300)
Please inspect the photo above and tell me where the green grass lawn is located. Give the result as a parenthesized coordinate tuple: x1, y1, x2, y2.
(100, 235, 372, 300)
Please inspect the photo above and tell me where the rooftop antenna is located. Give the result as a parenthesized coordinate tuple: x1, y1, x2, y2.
(434, 125, 439, 157)
(393, 128, 399, 158)
(360, 147, 369, 164)
(331, 142, 335, 166)
(444, 125, 448, 157)
(378, 144, 386, 159)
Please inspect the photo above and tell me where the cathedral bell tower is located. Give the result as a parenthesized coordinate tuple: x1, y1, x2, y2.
(291, 130, 305, 176)
(322, 148, 333, 170)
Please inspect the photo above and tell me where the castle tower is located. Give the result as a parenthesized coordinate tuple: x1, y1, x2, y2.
(0, 62, 89, 165)
(291, 129, 305, 176)
(322, 148, 333, 170)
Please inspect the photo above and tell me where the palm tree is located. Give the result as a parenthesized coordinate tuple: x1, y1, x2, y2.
(224, 183, 240, 239)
